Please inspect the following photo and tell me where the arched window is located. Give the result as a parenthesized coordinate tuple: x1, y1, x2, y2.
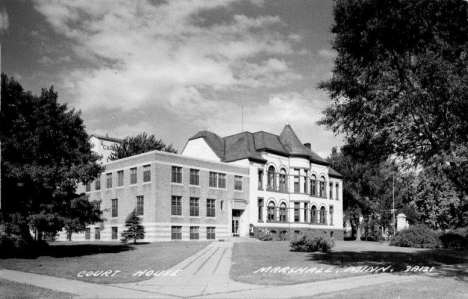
(267, 166, 276, 191)
(279, 203, 287, 222)
(267, 201, 276, 221)
(311, 205, 317, 223)
(319, 176, 326, 197)
(310, 175, 317, 196)
(279, 169, 287, 192)
(329, 205, 334, 225)
(320, 206, 327, 224)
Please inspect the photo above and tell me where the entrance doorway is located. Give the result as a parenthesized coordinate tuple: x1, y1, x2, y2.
(232, 209, 243, 237)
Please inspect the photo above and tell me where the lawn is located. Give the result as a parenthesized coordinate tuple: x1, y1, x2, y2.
(231, 240, 468, 286)
(0, 278, 76, 299)
(0, 241, 210, 284)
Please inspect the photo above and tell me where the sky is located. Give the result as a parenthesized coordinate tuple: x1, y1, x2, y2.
(1, 0, 343, 158)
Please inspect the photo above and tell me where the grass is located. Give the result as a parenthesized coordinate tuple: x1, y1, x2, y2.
(0, 278, 76, 299)
(231, 240, 468, 286)
(293, 277, 468, 299)
(0, 241, 210, 284)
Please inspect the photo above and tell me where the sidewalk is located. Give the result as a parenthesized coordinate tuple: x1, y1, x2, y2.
(0, 240, 431, 298)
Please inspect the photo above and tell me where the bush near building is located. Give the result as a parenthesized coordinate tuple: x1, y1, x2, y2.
(439, 228, 468, 250)
(390, 225, 441, 248)
(290, 231, 335, 252)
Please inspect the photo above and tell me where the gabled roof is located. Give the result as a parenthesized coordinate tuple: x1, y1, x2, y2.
(188, 124, 329, 165)
(329, 167, 343, 179)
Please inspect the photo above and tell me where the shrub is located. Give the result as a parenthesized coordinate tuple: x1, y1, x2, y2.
(257, 228, 273, 241)
(390, 225, 441, 248)
(277, 231, 290, 241)
(290, 231, 335, 252)
(440, 228, 468, 250)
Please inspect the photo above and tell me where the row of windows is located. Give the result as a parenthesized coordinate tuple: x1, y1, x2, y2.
(86, 165, 151, 191)
(171, 196, 218, 217)
(111, 196, 144, 218)
(171, 226, 216, 240)
(172, 167, 242, 190)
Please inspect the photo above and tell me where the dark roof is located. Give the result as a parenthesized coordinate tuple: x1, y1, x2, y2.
(188, 124, 328, 165)
(90, 134, 123, 143)
(329, 167, 343, 178)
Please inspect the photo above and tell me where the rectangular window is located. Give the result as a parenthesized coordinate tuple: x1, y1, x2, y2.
(85, 228, 90, 240)
(171, 226, 182, 240)
(267, 204, 275, 221)
(234, 176, 242, 190)
(130, 167, 137, 184)
(190, 226, 199, 240)
(330, 205, 334, 226)
(304, 203, 309, 223)
(190, 198, 199, 216)
(171, 196, 182, 216)
(294, 169, 300, 193)
(303, 170, 308, 194)
(209, 172, 217, 187)
(336, 183, 340, 200)
(258, 169, 263, 189)
(106, 173, 112, 189)
(207, 199, 215, 217)
(112, 227, 118, 240)
(190, 169, 199, 185)
(218, 173, 226, 188)
(117, 170, 124, 186)
(294, 202, 300, 222)
(136, 196, 144, 216)
(112, 198, 118, 217)
(207, 227, 216, 240)
(85, 181, 91, 192)
(95, 228, 100, 240)
(258, 198, 264, 221)
(171, 166, 182, 183)
(95, 179, 101, 191)
(329, 182, 333, 199)
(143, 165, 151, 182)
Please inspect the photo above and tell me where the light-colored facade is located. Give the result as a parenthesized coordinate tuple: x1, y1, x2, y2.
(89, 134, 123, 163)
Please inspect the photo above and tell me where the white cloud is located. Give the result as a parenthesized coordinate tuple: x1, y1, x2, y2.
(0, 7, 9, 33)
(318, 48, 337, 59)
(33, 0, 302, 111)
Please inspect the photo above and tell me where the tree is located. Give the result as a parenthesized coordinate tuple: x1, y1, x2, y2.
(0, 74, 104, 241)
(319, 0, 468, 192)
(121, 209, 145, 244)
(108, 132, 177, 161)
(62, 196, 104, 241)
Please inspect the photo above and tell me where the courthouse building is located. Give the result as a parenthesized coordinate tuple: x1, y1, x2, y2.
(63, 124, 343, 242)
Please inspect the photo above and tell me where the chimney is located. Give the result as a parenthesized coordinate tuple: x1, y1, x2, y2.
(304, 143, 311, 149)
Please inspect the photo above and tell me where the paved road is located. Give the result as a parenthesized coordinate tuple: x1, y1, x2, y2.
(0, 240, 431, 298)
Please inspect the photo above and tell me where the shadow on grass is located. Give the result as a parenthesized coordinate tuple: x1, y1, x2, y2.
(306, 249, 468, 281)
(39, 243, 135, 258)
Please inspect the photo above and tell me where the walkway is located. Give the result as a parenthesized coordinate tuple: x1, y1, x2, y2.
(0, 239, 431, 298)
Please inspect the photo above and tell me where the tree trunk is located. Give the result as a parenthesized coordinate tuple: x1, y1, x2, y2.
(67, 231, 72, 241)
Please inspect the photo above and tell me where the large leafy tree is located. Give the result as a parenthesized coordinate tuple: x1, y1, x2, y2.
(319, 0, 468, 194)
(109, 132, 177, 161)
(1, 74, 104, 240)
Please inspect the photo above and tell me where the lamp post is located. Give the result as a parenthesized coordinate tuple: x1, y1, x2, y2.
(392, 175, 395, 235)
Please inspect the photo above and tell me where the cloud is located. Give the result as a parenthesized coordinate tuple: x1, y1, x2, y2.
(0, 7, 9, 33)
(318, 49, 336, 59)
(33, 0, 302, 111)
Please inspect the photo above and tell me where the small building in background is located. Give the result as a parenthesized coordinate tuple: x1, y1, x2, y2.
(89, 134, 123, 163)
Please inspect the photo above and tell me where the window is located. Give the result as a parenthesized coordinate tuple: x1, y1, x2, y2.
(190, 226, 199, 240)
(310, 175, 317, 196)
(279, 203, 287, 222)
(207, 199, 215, 217)
(112, 227, 118, 240)
(311, 206, 317, 223)
(320, 206, 327, 224)
(319, 177, 326, 197)
(106, 173, 112, 189)
(190, 198, 199, 216)
(112, 198, 118, 217)
(304, 203, 309, 223)
(294, 169, 300, 193)
(95, 228, 100, 240)
(171, 196, 182, 216)
(234, 176, 242, 190)
(207, 227, 216, 240)
(85, 181, 91, 192)
(329, 182, 333, 199)
(303, 170, 308, 194)
(267, 202, 276, 221)
(218, 173, 226, 188)
(171, 226, 182, 240)
(85, 228, 90, 240)
(143, 165, 151, 182)
(95, 179, 101, 191)
(130, 167, 137, 184)
(258, 198, 264, 221)
(258, 169, 264, 189)
(267, 166, 276, 191)
(279, 169, 287, 192)
(190, 169, 199, 185)
(330, 205, 334, 225)
(294, 202, 300, 222)
(336, 183, 340, 200)
(136, 196, 144, 216)
(209, 172, 217, 187)
(172, 166, 182, 183)
(117, 170, 124, 186)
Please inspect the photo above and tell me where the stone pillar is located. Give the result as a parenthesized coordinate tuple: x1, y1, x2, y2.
(396, 213, 408, 231)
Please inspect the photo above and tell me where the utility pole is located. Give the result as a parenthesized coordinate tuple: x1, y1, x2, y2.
(392, 175, 395, 235)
